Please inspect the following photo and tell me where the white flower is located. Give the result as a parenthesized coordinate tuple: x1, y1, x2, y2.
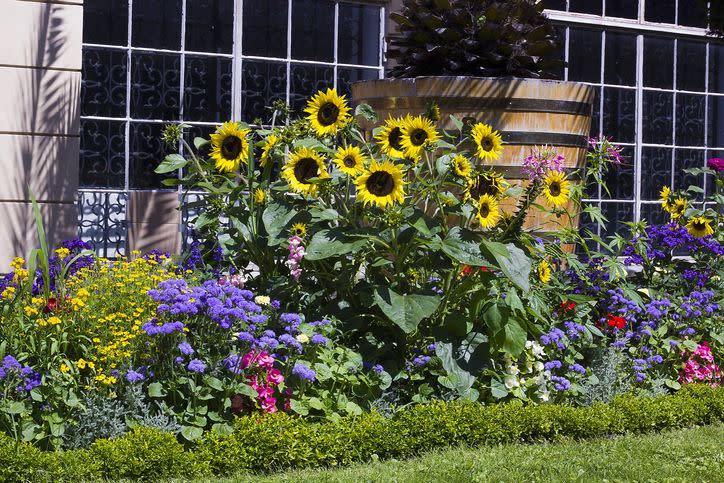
(540, 390, 550, 402)
(504, 375, 520, 389)
(295, 333, 310, 344)
(534, 361, 545, 372)
(506, 364, 520, 376)
(530, 341, 546, 358)
(254, 295, 271, 306)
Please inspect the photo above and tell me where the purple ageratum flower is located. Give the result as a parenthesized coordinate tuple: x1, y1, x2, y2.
(237, 332, 256, 343)
(270, 300, 281, 310)
(635, 372, 647, 382)
(412, 356, 431, 367)
(612, 340, 627, 348)
(544, 360, 563, 371)
(187, 359, 207, 373)
(278, 334, 302, 353)
(178, 342, 195, 356)
(550, 375, 571, 391)
(310, 334, 328, 346)
(569, 363, 586, 375)
(125, 370, 145, 383)
(258, 336, 280, 349)
(427, 343, 437, 352)
(174, 356, 185, 365)
(292, 362, 316, 382)
(647, 355, 663, 365)
(372, 364, 384, 375)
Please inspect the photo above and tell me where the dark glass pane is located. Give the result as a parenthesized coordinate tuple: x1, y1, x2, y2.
(568, 28, 602, 83)
(602, 87, 636, 143)
(130, 53, 181, 120)
(79, 119, 126, 188)
(589, 87, 602, 137)
(184, 56, 232, 123)
(645, 0, 674, 23)
(604, 31, 637, 86)
(675, 94, 706, 146)
(542, 0, 566, 10)
(640, 147, 673, 200)
(186, 0, 234, 53)
(642, 90, 673, 144)
(708, 96, 724, 148)
(602, 146, 635, 200)
(674, 149, 705, 200)
(81, 48, 127, 118)
(677, 40, 706, 92)
(338, 4, 380, 66)
(639, 203, 671, 226)
(605, 0, 638, 19)
(129, 122, 171, 189)
(337, 68, 379, 98)
(131, 0, 182, 50)
(291, 0, 335, 62)
(643, 36, 674, 88)
(678, 1, 707, 27)
(184, 125, 216, 160)
(549, 25, 566, 80)
(600, 202, 634, 242)
(709, 44, 724, 94)
(241, 61, 288, 124)
(570, 0, 602, 15)
(243, 0, 288, 58)
(289, 63, 334, 112)
(83, 0, 128, 45)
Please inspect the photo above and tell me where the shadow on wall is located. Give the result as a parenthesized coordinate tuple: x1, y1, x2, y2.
(6, 2, 79, 262)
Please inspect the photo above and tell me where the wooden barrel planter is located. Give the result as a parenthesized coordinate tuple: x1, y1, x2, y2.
(351, 76, 596, 236)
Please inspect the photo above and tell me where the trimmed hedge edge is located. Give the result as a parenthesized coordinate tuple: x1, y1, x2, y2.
(2, 385, 723, 482)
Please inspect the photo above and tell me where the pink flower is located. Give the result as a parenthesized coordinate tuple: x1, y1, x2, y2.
(241, 351, 257, 369)
(285, 236, 306, 281)
(261, 396, 277, 413)
(257, 351, 275, 370)
(257, 385, 275, 399)
(707, 157, 724, 172)
(267, 368, 284, 385)
(522, 146, 565, 181)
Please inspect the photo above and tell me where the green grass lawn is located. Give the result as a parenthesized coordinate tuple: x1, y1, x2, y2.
(202, 424, 724, 482)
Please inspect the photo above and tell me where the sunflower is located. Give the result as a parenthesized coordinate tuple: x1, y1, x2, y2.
(282, 147, 329, 197)
(254, 188, 266, 205)
(290, 223, 307, 238)
(375, 116, 406, 158)
(476, 194, 501, 229)
(259, 133, 279, 168)
(659, 185, 672, 211)
(463, 172, 506, 201)
(669, 197, 687, 220)
(470, 123, 503, 162)
(686, 217, 714, 238)
(400, 115, 440, 159)
(542, 170, 571, 208)
(304, 88, 351, 137)
(333, 145, 367, 177)
(210, 122, 251, 172)
(355, 161, 406, 209)
(451, 154, 472, 178)
(538, 260, 551, 284)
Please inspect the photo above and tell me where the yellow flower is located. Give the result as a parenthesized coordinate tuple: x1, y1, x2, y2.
(304, 88, 351, 137)
(48, 316, 61, 325)
(24, 306, 39, 317)
(87, 361, 95, 370)
(210, 121, 251, 173)
(60, 363, 70, 373)
(470, 123, 503, 162)
(259, 133, 279, 168)
(77, 358, 87, 369)
(55, 247, 70, 259)
(669, 197, 687, 220)
(375, 116, 406, 159)
(10, 257, 25, 270)
(542, 170, 571, 208)
(290, 223, 307, 238)
(400, 115, 440, 160)
(476, 194, 501, 229)
(355, 161, 406, 209)
(659, 185, 672, 211)
(538, 260, 551, 284)
(76, 288, 90, 299)
(254, 187, 266, 205)
(464, 172, 507, 201)
(282, 147, 329, 197)
(333, 145, 367, 177)
(686, 217, 714, 238)
(451, 155, 472, 178)
(1, 286, 16, 298)
(70, 298, 86, 310)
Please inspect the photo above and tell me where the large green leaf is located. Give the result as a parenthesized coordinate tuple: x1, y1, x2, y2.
(373, 288, 441, 333)
(494, 317, 528, 357)
(481, 240, 532, 292)
(441, 227, 490, 266)
(262, 200, 297, 245)
(305, 228, 367, 261)
(435, 331, 489, 396)
(155, 153, 188, 174)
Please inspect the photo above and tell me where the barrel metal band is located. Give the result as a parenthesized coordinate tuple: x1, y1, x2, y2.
(502, 131, 590, 148)
(367, 97, 593, 115)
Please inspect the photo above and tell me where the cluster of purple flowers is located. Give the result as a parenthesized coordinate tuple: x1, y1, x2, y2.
(291, 362, 316, 382)
(181, 234, 225, 276)
(550, 375, 571, 391)
(428, 275, 444, 295)
(0, 355, 41, 393)
(679, 290, 718, 319)
(632, 354, 664, 382)
(563, 321, 586, 340)
(622, 223, 723, 266)
(565, 258, 610, 295)
(540, 328, 566, 350)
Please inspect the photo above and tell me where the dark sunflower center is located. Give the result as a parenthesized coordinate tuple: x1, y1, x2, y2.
(471, 176, 498, 198)
(481, 136, 494, 151)
(388, 128, 403, 151)
(549, 182, 561, 197)
(410, 128, 428, 146)
(221, 136, 243, 160)
(293, 158, 319, 184)
(479, 203, 490, 218)
(366, 171, 395, 197)
(692, 221, 705, 231)
(317, 102, 340, 126)
(674, 204, 685, 214)
(343, 156, 356, 168)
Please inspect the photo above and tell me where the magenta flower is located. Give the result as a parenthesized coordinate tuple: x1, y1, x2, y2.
(707, 157, 724, 172)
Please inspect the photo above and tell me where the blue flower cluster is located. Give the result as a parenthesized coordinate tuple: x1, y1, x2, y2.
(622, 223, 723, 266)
(0, 355, 41, 393)
(292, 362, 316, 382)
(632, 354, 664, 382)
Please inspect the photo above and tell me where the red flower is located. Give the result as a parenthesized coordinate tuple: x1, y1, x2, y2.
(560, 300, 576, 312)
(43, 297, 57, 313)
(606, 314, 627, 330)
(460, 265, 474, 276)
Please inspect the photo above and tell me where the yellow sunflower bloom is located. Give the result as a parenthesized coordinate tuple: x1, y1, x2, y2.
(659, 185, 672, 211)
(254, 188, 266, 205)
(304, 88, 351, 137)
(355, 161, 406, 209)
(451, 154, 472, 178)
(259, 133, 279, 168)
(538, 260, 551, 284)
(210, 121, 251, 173)
(476, 194, 501, 229)
(290, 223, 307, 238)
(400, 115, 440, 160)
(686, 217, 714, 238)
(282, 147, 329, 197)
(463, 172, 507, 201)
(333, 145, 367, 177)
(470, 123, 503, 162)
(542, 170, 571, 208)
(669, 197, 687, 220)
(375, 116, 406, 159)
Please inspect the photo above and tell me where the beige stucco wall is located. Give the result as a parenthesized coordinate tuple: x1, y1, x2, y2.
(0, 0, 82, 271)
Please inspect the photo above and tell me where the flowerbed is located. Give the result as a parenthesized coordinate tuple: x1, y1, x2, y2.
(0, 89, 721, 462)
